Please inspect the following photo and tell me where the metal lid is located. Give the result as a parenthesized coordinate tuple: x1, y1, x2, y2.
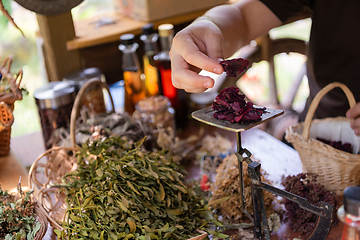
(33, 81, 76, 109)
(343, 186, 360, 216)
(141, 23, 154, 35)
(158, 24, 174, 37)
(120, 33, 135, 45)
(81, 67, 102, 79)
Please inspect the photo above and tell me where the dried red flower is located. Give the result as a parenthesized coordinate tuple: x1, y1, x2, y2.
(281, 173, 339, 236)
(212, 86, 265, 123)
(220, 58, 250, 77)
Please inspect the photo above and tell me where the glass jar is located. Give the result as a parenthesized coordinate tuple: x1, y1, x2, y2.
(132, 95, 175, 137)
(63, 67, 107, 115)
(34, 81, 76, 149)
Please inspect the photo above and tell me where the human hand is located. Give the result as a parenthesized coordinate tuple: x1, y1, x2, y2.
(169, 18, 224, 93)
(346, 102, 360, 136)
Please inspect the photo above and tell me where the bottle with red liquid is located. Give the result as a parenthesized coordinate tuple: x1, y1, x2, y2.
(140, 23, 160, 97)
(154, 23, 189, 130)
(337, 186, 360, 240)
(119, 33, 146, 114)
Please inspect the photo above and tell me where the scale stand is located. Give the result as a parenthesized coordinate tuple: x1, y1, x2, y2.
(192, 106, 333, 240)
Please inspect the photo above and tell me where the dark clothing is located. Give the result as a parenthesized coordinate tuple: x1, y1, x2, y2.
(260, 0, 360, 121)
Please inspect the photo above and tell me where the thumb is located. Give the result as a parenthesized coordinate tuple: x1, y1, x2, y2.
(204, 33, 224, 74)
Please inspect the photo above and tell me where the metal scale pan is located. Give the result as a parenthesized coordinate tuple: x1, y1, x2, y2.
(192, 106, 283, 132)
(192, 106, 333, 240)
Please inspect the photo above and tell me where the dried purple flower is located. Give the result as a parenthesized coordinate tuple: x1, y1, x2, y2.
(212, 86, 265, 123)
(281, 173, 339, 236)
(316, 137, 353, 153)
(220, 58, 250, 77)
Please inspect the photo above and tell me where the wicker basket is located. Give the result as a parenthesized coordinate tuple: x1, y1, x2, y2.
(0, 56, 24, 156)
(0, 191, 48, 239)
(29, 80, 208, 240)
(0, 102, 14, 155)
(285, 82, 360, 195)
(70, 78, 115, 147)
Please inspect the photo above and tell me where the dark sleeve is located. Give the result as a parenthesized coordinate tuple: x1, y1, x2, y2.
(259, 0, 312, 23)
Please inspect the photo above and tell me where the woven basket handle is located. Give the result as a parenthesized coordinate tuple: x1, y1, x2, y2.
(70, 78, 115, 147)
(302, 82, 356, 140)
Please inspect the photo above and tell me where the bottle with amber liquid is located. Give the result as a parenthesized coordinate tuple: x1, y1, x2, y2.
(154, 23, 189, 130)
(140, 23, 160, 97)
(119, 33, 146, 114)
(337, 186, 360, 240)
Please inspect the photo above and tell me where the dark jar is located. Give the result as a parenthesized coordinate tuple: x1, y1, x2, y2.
(34, 81, 76, 149)
(132, 95, 175, 137)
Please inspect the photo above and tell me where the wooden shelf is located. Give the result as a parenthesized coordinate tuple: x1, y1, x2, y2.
(67, 9, 211, 51)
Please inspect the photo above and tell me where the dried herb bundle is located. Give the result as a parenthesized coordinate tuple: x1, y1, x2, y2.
(0, 187, 41, 239)
(210, 154, 279, 223)
(281, 173, 339, 235)
(56, 136, 228, 240)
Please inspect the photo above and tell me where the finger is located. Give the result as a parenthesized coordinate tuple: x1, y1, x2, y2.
(184, 40, 224, 75)
(346, 104, 360, 119)
(349, 116, 360, 130)
(172, 68, 215, 93)
(171, 53, 215, 91)
(354, 128, 360, 136)
(172, 37, 223, 75)
(200, 28, 224, 64)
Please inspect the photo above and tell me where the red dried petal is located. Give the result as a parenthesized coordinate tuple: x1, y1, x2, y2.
(220, 58, 250, 77)
(212, 86, 265, 123)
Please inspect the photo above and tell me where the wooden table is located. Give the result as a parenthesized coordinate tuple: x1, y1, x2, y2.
(0, 125, 343, 239)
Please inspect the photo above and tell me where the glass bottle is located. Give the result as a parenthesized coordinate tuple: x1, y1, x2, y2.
(154, 23, 189, 130)
(119, 33, 146, 114)
(337, 186, 360, 240)
(140, 23, 160, 97)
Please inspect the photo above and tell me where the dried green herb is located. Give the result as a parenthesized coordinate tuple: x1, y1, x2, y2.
(55, 136, 229, 240)
(0, 186, 41, 240)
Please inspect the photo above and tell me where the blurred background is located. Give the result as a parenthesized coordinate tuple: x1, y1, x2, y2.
(0, 0, 311, 138)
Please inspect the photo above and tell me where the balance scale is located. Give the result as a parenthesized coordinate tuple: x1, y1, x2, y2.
(192, 106, 333, 240)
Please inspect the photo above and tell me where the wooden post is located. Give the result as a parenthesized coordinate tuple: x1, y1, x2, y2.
(36, 12, 82, 82)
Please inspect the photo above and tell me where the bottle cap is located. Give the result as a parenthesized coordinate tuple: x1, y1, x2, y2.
(120, 33, 135, 45)
(158, 24, 174, 37)
(142, 23, 154, 35)
(343, 185, 360, 216)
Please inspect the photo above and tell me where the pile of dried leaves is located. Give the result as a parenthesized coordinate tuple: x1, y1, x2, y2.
(281, 173, 339, 236)
(210, 154, 281, 224)
(0, 186, 41, 240)
(50, 112, 154, 150)
(54, 136, 229, 240)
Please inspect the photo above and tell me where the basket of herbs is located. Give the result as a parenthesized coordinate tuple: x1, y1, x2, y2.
(28, 135, 229, 240)
(0, 184, 48, 239)
(0, 56, 27, 156)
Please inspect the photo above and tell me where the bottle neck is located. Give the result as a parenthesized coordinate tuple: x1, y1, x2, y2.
(159, 35, 173, 53)
(119, 43, 141, 71)
(140, 33, 159, 54)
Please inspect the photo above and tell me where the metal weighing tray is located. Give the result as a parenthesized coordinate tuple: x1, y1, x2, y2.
(192, 106, 284, 132)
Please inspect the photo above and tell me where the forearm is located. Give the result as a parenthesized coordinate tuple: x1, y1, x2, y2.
(197, 0, 282, 58)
